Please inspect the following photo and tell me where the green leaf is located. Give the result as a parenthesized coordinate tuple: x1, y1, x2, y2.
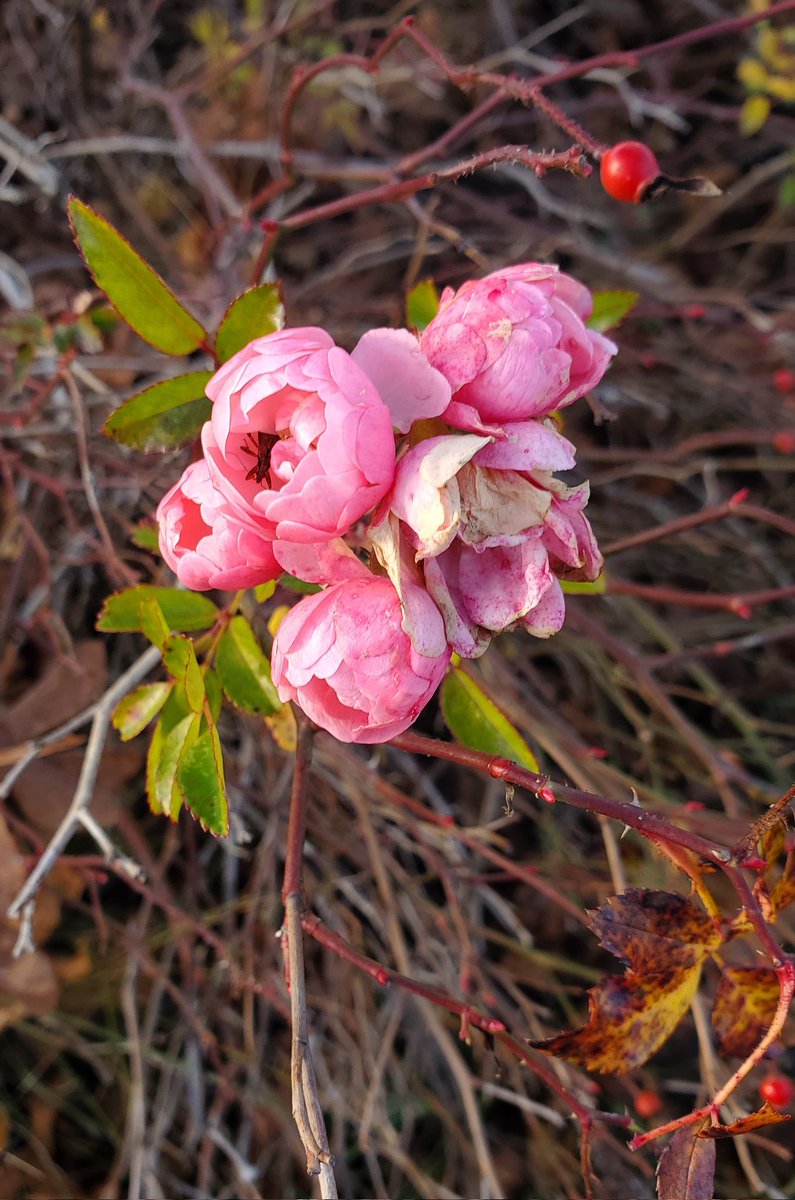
(146, 685, 192, 815)
(203, 667, 223, 723)
(406, 280, 440, 332)
(440, 666, 540, 772)
(215, 615, 281, 715)
(146, 719, 166, 814)
(103, 371, 213, 451)
(587, 291, 639, 333)
(215, 284, 284, 362)
(177, 722, 228, 835)
(112, 681, 173, 741)
(253, 580, 277, 603)
(162, 635, 205, 712)
(68, 196, 208, 355)
(561, 573, 607, 595)
(131, 521, 161, 553)
(97, 586, 219, 633)
(777, 173, 795, 211)
(153, 710, 201, 819)
(280, 574, 323, 595)
(138, 596, 170, 649)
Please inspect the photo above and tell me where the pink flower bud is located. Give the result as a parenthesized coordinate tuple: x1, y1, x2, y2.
(421, 263, 616, 425)
(202, 327, 396, 544)
(156, 460, 279, 591)
(272, 577, 451, 743)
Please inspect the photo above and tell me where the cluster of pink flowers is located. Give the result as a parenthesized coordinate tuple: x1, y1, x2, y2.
(157, 264, 616, 743)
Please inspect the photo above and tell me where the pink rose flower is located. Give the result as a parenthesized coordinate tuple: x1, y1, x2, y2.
(157, 460, 279, 591)
(202, 327, 396, 544)
(369, 433, 603, 657)
(271, 576, 451, 743)
(420, 263, 616, 427)
(351, 327, 451, 433)
(540, 480, 603, 580)
(424, 534, 561, 657)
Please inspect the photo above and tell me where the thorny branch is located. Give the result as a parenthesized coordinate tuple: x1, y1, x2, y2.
(241, 0, 795, 271)
(390, 728, 795, 1148)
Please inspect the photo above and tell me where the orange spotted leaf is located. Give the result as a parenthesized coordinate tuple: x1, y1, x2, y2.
(698, 1103, 790, 1139)
(765, 854, 795, 919)
(530, 890, 721, 1073)
(657, 1126, 716, 1200)
(712, 967, 780, 1058)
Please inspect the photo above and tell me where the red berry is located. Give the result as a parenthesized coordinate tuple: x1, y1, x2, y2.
(634, 1089, 663, 1118)
(773, 432, 795, 454)
(759, 1074, 794, 1108)
(774, 369, 795, 395)
(600, 141, 661, 204)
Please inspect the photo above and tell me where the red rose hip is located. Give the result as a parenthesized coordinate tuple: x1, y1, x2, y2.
(759, 1073, 794, 1108)
(600, 141, 661, 204)
(634, 1089, 663, 1118)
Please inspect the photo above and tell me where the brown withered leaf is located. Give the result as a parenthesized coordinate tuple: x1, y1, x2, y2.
(712, 967, 780, 1058)
(698, 1102, 790, 1139)
(0, 814, 66, 1032)
(0, 640, 107, 740)
(530, 890, 721, 1072)
(657, 1126, 716, 1200)
(0, 640, 142, 836)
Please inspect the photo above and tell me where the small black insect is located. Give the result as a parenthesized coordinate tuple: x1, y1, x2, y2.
(241, 432, 279, 486)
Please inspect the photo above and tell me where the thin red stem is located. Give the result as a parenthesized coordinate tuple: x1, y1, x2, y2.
(390, 731, 732, 866)
(282, 720, 313, 902)
(268, 144, 588, 233)
(607, 578, 795, 614)
(301, 910, 631, 1130)
(517, 1, 795, 96)
(602, 499, 795, 558)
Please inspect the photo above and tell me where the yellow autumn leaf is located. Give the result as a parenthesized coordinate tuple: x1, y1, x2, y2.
(266, 702, 297, 752)
(766, 75, 795, 102)
(737, 57, 771, 90)
(698, 1102, 790, 1139)
(740, 94, 772, 136)
(758, 26, 795, 74)
(530, 889, 721, 1072)
(712, 966, 780, 1058)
